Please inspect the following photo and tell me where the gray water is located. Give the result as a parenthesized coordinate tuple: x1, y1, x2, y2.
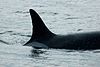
(0, 0, 100, 67)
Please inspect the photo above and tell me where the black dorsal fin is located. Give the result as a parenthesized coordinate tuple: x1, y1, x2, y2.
(24, 9, 55, 45)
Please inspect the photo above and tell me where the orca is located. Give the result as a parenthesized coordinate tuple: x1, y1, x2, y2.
(24, 9, 100, 50)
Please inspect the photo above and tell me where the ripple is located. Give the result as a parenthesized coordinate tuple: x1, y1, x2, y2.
(0, 32, 5, 34)
(77, 29, 83, 31)
(93, 50, 100, 53)
(14, 11, 29, 14)
(40, 12, 45, 14)
(0, 31, 13, 34)
(49, 12, 59, 16)
(32, 5, 46, 7)
(0, 40, 9, 44)
(65, 17, 79, 20)
(11, 33, 31, 37)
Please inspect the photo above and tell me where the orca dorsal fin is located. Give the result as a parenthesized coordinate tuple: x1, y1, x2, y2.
(29, 9, 55, 41)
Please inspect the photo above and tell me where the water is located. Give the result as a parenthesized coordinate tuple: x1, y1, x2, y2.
(0, 0, 100, 67)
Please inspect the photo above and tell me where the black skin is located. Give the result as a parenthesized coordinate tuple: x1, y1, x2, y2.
(24, 9, 100, 50)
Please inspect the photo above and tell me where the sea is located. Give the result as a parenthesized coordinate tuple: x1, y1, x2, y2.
(0, 0, 100, 67)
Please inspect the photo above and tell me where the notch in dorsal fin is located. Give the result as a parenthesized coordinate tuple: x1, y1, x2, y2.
(24, 9, 55, 45)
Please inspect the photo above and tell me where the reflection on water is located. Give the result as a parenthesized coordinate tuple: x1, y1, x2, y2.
(30, 49, 47, 58)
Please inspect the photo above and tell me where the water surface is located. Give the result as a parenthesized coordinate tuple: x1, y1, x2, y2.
(0, 0, 100, 67)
